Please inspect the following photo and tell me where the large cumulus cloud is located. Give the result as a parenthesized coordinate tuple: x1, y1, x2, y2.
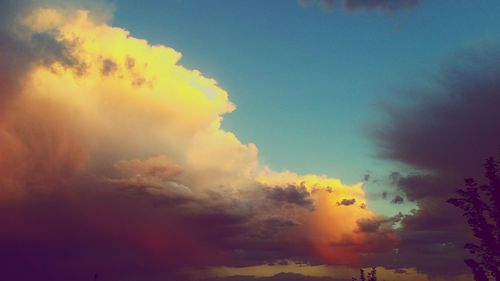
(0, 2, 396, 281)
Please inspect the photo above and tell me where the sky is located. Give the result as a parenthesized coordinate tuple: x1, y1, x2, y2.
(110, 0, 500, 217)
(111, 0, 500, 182)
(1, 0, 500, 281)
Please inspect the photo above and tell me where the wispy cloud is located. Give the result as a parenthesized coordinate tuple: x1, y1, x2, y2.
(299, 0, 421, 12)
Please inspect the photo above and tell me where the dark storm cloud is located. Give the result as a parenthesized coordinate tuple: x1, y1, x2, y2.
(357, 218, 383, 233)
(366, 214, 468, 275)
(371, 49, 500, 276)
(262, 217, 299, 228)
(0, 179, 324, 280)
(375, 50, 500, 176)
(356, 213, 402, 233)
(0, 183, 256, 281)
(0, 173, 329, 280)
(299, 0, 421, 12)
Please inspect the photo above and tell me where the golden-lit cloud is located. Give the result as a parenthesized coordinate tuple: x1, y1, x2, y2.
(0, 4, 397, 279)
(257, 171, 399, 264)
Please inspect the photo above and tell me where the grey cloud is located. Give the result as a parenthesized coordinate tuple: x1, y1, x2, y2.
(336, 198, 356, 206)
(0, 0, 84, 106)
(265, 185, 314, 209)
(299, 0, 421, 12)
(362, 173, 370, 181)
(382, 191, 388, 200)
(356, 213, 402, 233)
(101, 58, 118, 75)
(370, 49, 500, 276)
(390, 195, 404, 204)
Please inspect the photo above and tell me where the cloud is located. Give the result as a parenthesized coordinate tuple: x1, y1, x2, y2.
(381, 191, 388, 200)
(0, 0, 112, 106)
(390, 195, 404, 204)
(336, 198, 356, 206)
(0, 0, 56, 103)
(256, 171, 398, 265)
(375, 50, 500, 177)
(356, 213, 402, 233)
(299, 0, 421, 12)
(371, 49, 500, 276)
(0, 2, 396, 280)
(362, 174, 370, 181)
(265, 184, 314, 209)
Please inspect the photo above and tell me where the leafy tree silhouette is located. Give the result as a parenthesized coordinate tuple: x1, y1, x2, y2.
(448, 156, 500, 281)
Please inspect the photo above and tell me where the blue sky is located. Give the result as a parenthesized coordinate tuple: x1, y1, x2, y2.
(111, 0, 500, 208)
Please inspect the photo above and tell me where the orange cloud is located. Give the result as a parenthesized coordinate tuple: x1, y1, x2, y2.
(0, 4, 397, 279)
